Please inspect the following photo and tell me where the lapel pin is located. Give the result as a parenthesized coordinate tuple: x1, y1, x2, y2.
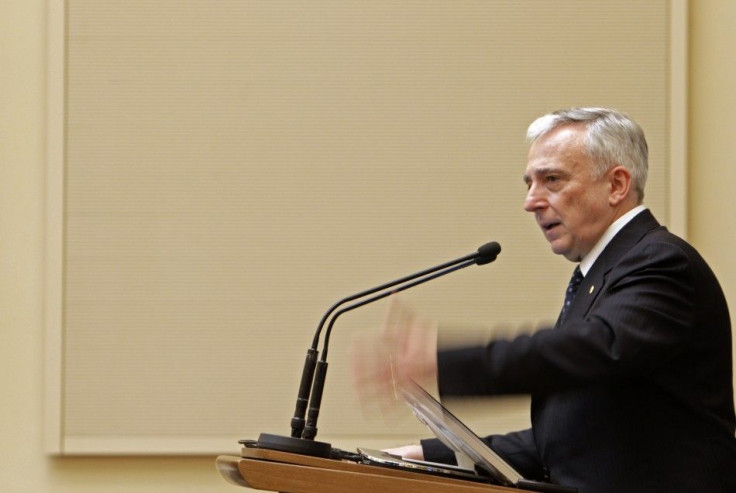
(589, 285, 595, 294)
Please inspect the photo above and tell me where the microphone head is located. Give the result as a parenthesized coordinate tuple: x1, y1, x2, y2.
(475, 241, 501, 265)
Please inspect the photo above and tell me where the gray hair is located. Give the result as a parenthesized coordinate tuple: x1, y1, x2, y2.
(526, 107, 648, 202)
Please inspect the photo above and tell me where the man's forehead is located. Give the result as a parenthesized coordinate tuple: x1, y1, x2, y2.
(525, 130, 588, 180)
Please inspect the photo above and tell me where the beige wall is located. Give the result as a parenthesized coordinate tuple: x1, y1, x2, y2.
(689, 2, 736, 305)
(1, 1, 734, 490)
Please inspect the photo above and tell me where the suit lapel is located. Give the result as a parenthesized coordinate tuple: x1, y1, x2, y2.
(563, 209, 662, 323)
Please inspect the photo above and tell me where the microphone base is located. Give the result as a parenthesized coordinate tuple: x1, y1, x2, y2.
(256, 432, 332, 458)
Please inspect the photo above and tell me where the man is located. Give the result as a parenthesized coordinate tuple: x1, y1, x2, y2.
(357, 108, 736, 492)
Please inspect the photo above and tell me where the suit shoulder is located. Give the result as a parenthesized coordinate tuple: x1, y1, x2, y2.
(641, 227, 711, 268)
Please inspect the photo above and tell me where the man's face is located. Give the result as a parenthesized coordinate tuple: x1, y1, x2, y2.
(523, 124, 614, 262)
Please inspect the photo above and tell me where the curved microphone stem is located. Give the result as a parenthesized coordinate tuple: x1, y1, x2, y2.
(301, 259, 476, 440)
(308, 251, 479, 350)
(322, 259, 476, 359)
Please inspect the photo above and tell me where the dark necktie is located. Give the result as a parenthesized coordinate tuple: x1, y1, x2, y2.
(560, 265, 583, 323)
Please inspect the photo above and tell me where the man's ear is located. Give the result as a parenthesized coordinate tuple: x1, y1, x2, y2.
(608, 165, 632, 206)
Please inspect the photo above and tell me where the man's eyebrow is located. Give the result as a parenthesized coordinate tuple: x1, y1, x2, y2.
(524, 167, 553, 183)
(526, 166, 568, 179)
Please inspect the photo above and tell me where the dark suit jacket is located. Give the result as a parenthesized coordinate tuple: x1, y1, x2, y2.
(422, 210, 736, 492)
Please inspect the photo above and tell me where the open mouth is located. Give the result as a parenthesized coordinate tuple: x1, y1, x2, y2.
(542, 221, 561, 231)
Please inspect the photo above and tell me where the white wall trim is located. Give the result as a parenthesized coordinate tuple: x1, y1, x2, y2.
(44, 0, 66, 455)
(668, 0, 688, 238)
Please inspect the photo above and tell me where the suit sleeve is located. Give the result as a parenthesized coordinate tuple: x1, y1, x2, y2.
(438, 238, 700, 396)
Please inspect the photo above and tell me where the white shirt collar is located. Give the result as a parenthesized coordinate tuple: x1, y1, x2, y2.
(579, 205, 647, 276)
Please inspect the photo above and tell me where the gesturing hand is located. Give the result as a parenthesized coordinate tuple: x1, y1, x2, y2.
(351, 297, 438, 416)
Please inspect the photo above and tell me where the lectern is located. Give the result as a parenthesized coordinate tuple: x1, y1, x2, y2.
(216, 447, 521, 493)
(216, 380, 576, 492)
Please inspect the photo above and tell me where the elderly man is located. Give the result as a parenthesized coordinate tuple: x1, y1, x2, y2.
(359, 108, 736, 492)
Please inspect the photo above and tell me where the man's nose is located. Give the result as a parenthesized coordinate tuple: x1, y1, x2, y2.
(524, 184, 546, 212)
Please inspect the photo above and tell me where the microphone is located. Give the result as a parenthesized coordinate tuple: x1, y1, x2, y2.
(256, 242, 501, 457)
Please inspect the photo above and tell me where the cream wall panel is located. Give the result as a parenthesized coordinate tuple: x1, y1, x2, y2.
(48, 0, 678, 454)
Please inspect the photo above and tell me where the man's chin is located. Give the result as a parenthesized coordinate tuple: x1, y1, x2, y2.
(550, 242, 576, 261)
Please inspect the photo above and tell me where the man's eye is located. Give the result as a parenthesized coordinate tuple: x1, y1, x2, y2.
(547, 175, 559, 182)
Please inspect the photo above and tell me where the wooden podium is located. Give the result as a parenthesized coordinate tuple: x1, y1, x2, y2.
(217, 446, 519, 493)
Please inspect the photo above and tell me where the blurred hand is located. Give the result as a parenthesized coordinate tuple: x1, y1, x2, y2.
(351, 297, 438, 416)
(383, 444, 425, 460)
